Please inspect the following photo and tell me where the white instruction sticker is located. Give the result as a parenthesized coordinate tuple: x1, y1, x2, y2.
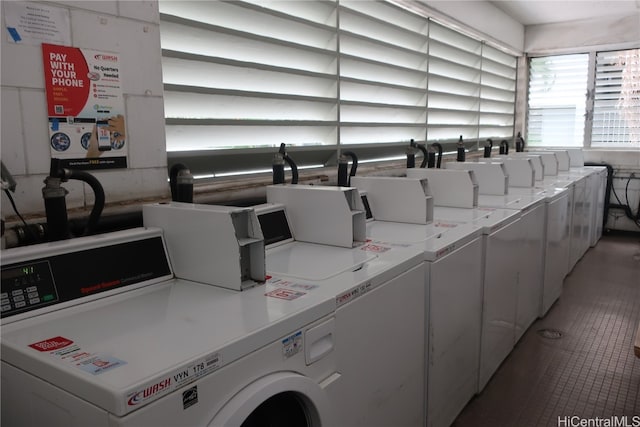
(282, 331, 302, 359)
(28, 336, 126, 375)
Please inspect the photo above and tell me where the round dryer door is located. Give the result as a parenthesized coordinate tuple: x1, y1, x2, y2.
(210, 372, 333, 427)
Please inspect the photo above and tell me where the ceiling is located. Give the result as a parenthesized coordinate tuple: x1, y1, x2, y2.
(489, 0, 640, 26)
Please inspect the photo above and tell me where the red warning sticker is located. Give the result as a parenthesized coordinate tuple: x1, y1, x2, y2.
(29, 336, 74, 352)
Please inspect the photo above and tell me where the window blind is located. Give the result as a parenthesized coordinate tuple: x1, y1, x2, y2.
(479, 45, 516, 142)
(527, 54, 589, 147)
(338, 0, 429, 146)
(159, 0, 517, 177)
(592, 48, 640, 148)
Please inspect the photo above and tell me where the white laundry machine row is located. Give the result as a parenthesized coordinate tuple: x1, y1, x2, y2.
(534, 150, 595, 266)
(550, 148, 608, 247)
(480, 157, 572, 317)
(350, 176, 485, 427)
(405, 168, 523, 394)
(254, 184, 427, 427)
(445, 161, 547, 342)
(1, 217, 344, 427)
(502, 152, 589, 274)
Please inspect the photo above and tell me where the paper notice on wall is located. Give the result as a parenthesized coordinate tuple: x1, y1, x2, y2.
(4, 2, 71, 46)
(42, 43, 127, 170)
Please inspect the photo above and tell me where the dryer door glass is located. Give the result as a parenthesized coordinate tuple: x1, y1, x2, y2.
(241, 392, 316, 427)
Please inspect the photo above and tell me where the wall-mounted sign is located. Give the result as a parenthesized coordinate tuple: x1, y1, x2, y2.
(4, 2, 71, 46)
(42, 43, 127, 170)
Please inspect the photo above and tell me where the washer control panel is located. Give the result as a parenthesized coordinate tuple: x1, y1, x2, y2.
(1, 231, 172, 320)
(1, 261, 58, 315)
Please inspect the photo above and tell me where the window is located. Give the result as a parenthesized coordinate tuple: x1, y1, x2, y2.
(159, 1, 517, 179)
(527, 49, 639, 149)
(592, 48, 640, 148)
(527, 54, 589, 147)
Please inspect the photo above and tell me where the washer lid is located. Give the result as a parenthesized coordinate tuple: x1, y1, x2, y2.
(1, 278, 334, 417)
(433, 206, 521, 234)
(266, 241, 377, 281)
(264, 240, 424, 309)
(508, 186, 569, 203)
(364, 221, 482, 261)
(477, 193, 546, 212)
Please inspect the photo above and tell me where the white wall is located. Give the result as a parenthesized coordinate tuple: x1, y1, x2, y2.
(525, 13, 640, 55)
(421, 1, 524, 53)
(1, 1, 168, 220)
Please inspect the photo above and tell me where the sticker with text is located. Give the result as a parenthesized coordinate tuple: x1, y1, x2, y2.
(266, 288, 307, 300)
(267, 277, 318, 291)
(360, 243, 391, 253)
(28, 336, 126, 375)
(282, 331, 302, 359)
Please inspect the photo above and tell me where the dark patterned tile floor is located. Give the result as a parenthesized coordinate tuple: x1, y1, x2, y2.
(453, 232, 640, 427)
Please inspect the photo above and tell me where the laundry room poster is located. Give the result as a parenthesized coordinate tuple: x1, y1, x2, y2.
(42, 43, 127, 170)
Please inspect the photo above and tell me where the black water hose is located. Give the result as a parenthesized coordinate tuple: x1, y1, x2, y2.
(414, 144, 427, 168)
(284, 155, 299, 184)
(272, 153, 285, 185)
(516, 132, 525, 152)
(44, 159, 105, 239)
(499, 140, 509, 155)
(67, 169, 105, 236)
(338, 151, 358, 186)
(456, 135, 465, 162)
(273, 143, 298, 184)
(406, 140, 418, 169)
(484, 139, 493, 158)
(42, 176, 69, 241)
(169, 163, 194, 203)
(431, 143, 443, 168)
(427, 146, 436, 168)
(406, 140, 428, 168)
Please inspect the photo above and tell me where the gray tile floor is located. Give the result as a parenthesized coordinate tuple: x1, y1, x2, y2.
(453, 232, 640, 427)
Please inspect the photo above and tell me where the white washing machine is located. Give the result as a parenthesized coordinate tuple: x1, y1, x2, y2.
(255, 184, 427, 427)
(504, 152, 586, 274)
(446, 162, 546, 343)
(406, 168, 523, 394)
(561, 148, 608, 246)
(1, 226, 340, 427)
(524, 150, 603, 271)
(350, 176, 485, 427)
(536, 150, 596, 266)
(483, 157, 572, 317)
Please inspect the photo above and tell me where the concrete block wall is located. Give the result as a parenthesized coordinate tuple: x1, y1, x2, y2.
(584, 150, 640, 233)
(1, 1, 168, 220)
